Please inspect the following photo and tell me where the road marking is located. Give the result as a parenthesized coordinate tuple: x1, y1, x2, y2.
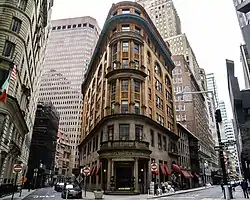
(33, 195, 55, 198)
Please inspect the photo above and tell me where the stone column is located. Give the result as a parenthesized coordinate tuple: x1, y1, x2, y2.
(147, 160, 151, 187)
(134, 158, 139, 193)
(107, 159, 111, 191)
(141, 81, 145, 115)
(104, 82, 109, 116)
(144, 162, 147, 193)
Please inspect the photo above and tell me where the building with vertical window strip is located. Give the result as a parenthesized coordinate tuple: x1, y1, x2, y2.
(79, 1, 182, 194)
(0, 0, 53, 186)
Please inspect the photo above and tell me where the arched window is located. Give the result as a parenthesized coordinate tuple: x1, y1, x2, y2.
(154, 62, 161, 76)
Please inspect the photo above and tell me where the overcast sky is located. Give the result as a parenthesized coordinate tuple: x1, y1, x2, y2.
(51, 0, 244, 118)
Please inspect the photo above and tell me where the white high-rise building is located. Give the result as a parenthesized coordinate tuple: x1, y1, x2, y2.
(38, 17, 100, 174)
(206, 73, 219, 109)
(136, 0, 181, 40)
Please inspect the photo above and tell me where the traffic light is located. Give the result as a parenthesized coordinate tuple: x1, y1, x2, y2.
(215, 109, 222, 123)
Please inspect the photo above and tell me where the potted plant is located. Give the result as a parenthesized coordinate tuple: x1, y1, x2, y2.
(93, 188, 104, 199)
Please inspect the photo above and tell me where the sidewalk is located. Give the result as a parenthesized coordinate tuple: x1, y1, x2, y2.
(0, 189, 36, 200)
(147, 185, 216, 199)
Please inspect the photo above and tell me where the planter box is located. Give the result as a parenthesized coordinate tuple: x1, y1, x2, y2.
(93, 191, 104, 199)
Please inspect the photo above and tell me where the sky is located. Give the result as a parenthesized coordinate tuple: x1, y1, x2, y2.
(51, 0, 245, 119)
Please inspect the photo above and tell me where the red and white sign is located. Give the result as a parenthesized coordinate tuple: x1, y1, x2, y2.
(82, 167, 90, 176)
(151, 162, 158, 172)
(13, 164, 23, 173)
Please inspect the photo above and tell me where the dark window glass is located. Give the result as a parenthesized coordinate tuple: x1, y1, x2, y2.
(3, 40, 15, 58)
(119, 124, 130, 140)
(11, 17, 22, 33)
(134, 80, 140, 92)
(150, 130, 154, 147)
(108, 125, 114, 140)
(121, 80, 128, 91)
(121, 100, 128, 113)
(135, 125, 143, 141)
(17, 0, 27, 11)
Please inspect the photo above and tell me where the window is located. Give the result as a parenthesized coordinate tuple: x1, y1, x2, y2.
(67, 25, 71, 28)
(134, 80, 140, 92)
(135, 102, 140, 114)
(119, 124, 130, 140)
(163, 136, 167, 151)
(134, 43, 139, 54)
(135, 125, 143, 141)
(108, 125, 114, 140)
(111, 102, 115, 114)
(147, 70, 151, 81)
(121, 80, 128, 91)
(121, 24, 130, 31)
(156, 95, 163, 109)
(11, 17, 22, 33)
(122, 41, 129, 52)
(62, 25, 66, 29)
(113, 43, 118, 54)
(154, 62, 161, 74)
(135, 26, 141, 34)
(17, 0, 27, 11)
(73, 24, 77, 28)
(158, 133, 162, 149)
(134, 10, 141, 16)
(155, 79, 162, 92)
(122, 8, 130, 14)
(78, 24, 82, 27)
(122, 59, 129, 68)
(149, 107, 152, 118)
(150, 129, 154, 147)
(156, 113, 164, 126)
(147, 51, 151, 64)
(121, 100, 128, 113)
(3, 40, 15, 58)
(111, 81, 116, 93)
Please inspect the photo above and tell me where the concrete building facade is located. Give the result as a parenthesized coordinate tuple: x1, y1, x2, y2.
(55, 129, 72, 182)
(0, 0, 53, 186)
(135, 0, 181, 40)
(79, 2, 184, 194)
(227, 59, 248, 179)
(171, 55, 217, 184)
(38, 17, 100, 173)
(233, 0, 250, 88)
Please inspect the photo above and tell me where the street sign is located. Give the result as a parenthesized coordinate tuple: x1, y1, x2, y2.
(76, 175, 83, 183)
(13, 164, 23, 173)
(214, 145, 228, 151)
(151, 162, 157, 172)
(82, 167, 90, 176)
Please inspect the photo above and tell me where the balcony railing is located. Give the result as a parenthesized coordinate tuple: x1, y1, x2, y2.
(237, 0, 250, 13)
(100, 140, 149, 151)
(107, 63, 146, 74)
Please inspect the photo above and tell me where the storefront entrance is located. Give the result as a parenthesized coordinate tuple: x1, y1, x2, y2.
(115, 162, 133, 190)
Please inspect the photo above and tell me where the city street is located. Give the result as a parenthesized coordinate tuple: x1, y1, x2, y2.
(0, 185, 244, 200)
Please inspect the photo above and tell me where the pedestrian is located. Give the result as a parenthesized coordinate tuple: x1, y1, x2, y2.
(241, 179, 249, 198)
(221, 183, 224, 193)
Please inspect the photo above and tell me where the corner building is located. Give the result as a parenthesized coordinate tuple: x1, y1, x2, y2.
(79, 2, 179, 194)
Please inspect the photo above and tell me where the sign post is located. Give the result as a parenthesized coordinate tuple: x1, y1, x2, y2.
(82, 167, 90, 197)
(11, 164, 23, 200)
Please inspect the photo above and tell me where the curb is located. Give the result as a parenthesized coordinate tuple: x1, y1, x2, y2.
(147, 186, 216, 199)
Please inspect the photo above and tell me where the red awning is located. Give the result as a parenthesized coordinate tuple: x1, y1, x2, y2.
(95, 162, 102, 176)
(90, 166, 96, 176)
(164, 164, 171, 176)
(160, 164, 167, 176)
(188, 171, 193, 178)
(193, 173, 199, 178)
(172, 164, 181, 173)
(152, 170, 159, 175)
(181, 170, 191, 179)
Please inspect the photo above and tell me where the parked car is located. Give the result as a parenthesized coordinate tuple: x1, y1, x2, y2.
(54, 183, 64, 192)
(61, 184, 82, 199)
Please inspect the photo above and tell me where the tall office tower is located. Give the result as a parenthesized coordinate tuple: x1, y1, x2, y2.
(38, 17, 100, 175)
(219, 100, 240, 175)
(166, 34, 202, 84)
(0, 0, 53, 185)
(206, 73, 219, 109)
(136, 0, 181, 40)
(233, 0, 250, 88)
(172, 55, 217, 183)
(79, 2, 179, 194)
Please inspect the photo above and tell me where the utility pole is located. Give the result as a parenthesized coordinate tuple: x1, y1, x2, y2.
(215, 109, 231, 200)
